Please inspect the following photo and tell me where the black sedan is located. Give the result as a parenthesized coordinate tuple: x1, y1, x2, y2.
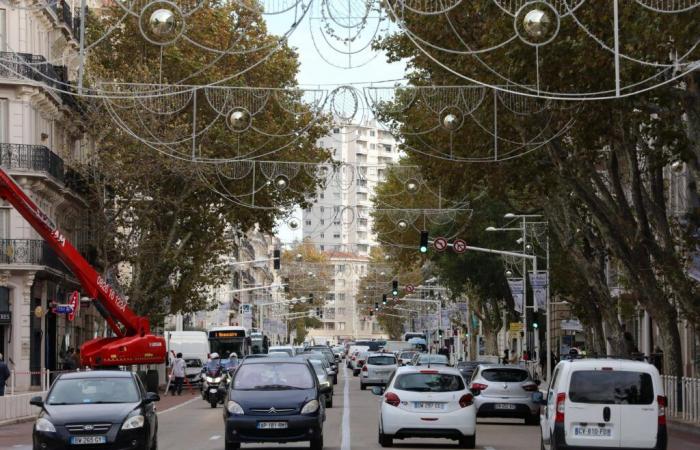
(31, 370, 159, 450)
(223, 357, 325, 450)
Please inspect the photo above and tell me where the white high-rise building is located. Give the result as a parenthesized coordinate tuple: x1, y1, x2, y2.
(303, 121, 399, 341)
(302, 120, 400, 256)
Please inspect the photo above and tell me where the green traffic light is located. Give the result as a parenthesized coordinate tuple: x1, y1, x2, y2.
(420, 245, 428, 253)
(533, 323, 539, 329)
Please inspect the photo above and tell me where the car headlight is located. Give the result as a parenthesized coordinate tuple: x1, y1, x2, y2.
(35, 418, 56, 433)
(213, 377, 223, 383)
(301, 399, 320, 414)
(320, 381, 330, 388)
(226, 401, 244, 415)
(122, 411, 145, 430)
(205, 376, 215, 383)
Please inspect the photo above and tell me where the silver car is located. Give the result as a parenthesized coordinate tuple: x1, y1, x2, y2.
(469, 364, 540, 425)
(397, 351, 417, 366)
(412, 353, 449, 367)
(308, 358, 334, 408)
(360, 353, 397, 390)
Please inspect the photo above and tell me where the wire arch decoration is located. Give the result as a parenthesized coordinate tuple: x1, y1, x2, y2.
(384, 0, 700, 100)
(365, 85, 578, 162)
(97, 83, 329, 162)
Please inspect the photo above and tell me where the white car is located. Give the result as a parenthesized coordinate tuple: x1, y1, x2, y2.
(351, 351, 369, 376)
(374, 366, 477, 448)
(361, 353, 398, 390)
(268, 345, 295, 357)
(397, 351, 418, 366)
(536, 358, 667, 450)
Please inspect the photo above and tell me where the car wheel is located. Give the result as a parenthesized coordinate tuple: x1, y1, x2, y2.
(361, 383, 367, 390)
(326, 395, 333, 408)
(210, 398, 218, 408)
(310, 433, 324, 450)
(525, 413, 540, 426)
(459, 435, 476, 449)
(378, 433, 393, 447)
(333, 375, 338, 385)
(225, 441, 240, 450)
(353, 370, 359, 377)
(150, 428, 158, 450)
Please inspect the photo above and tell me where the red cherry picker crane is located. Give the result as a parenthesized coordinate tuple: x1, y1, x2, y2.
(0, 167, 166, 367)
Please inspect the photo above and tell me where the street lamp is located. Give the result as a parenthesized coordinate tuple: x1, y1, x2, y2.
(504, 213, 516, 219)
(485, 226, 497, 232)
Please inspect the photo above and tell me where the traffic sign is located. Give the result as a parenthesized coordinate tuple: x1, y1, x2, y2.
(433, 237, 448, 252)
(68, 291, 80, 322)
(53, 304, 74, 315)
(453, 239, 467, 254)
(405, 284, 415, 293)
(509, 322, 524, 332)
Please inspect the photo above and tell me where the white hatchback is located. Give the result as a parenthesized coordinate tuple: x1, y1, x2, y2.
(361, 353, 398, 390)
(374, 366, 477, 448)
(536, 358, 667, 450)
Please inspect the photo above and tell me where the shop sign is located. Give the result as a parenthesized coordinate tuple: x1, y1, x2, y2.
(0, 310, 10, 324)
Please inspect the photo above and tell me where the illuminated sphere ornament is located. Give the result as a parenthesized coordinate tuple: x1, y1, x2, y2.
(523, 9, 550, 39)
(227, 108, 251, 132)
(397, 220, 409, 232)
(288, 219, 299, 230)
(671, 161, 684, 173)
(405, 179, 419, 194)
(505, 270, 513, 277)
(442, 113, 459, 131)
(149, 9, 176, 37)
(274, 175, 289, 191)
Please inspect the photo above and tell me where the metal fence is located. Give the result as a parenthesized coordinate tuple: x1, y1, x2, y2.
(0, 143, 65, 182)
(662, 375, 700, 424)
(0, 239, 67, 272)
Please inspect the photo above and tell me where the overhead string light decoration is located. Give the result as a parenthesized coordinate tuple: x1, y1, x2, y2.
(385, 0, 699, 100)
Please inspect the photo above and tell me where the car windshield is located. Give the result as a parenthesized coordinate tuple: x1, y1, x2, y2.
(569, 370, 654, 405)
(269, 348, 294, 356)
(47, 378, 140, 405)
(268, 352, 291, 357)
(368, 356, 396, 366)
(419, 355, 448, 364)
(233, 363, 315, 390)
(480, 368, 529, 382)
(400, 352, 415, 359)
(310, 361, 325, 375)
(394, 373, 465, 392)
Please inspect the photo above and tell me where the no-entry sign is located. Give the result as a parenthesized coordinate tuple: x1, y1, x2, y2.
(434, 237, 448, 252)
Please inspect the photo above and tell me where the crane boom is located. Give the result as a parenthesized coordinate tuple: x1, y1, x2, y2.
(0, 168, 165, 366)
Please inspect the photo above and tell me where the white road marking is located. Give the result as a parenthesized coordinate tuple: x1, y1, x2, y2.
(209, 435, 221, 441)
(158, 397, 198, 415)
(484, 447, 497, 450)
(341, 365, 351, 450)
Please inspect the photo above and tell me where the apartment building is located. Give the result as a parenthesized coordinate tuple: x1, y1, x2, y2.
(0, 2, 99, 390)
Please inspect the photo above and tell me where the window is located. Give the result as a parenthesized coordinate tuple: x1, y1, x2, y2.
(0, 98, 7, 142)
(568, 371, 654, 405)
(47, 378, 141, 405)
(0, 208, 9, 239)
(320, 233, 324, 238)
(320, 219, 325, 225)
(305, 220, 312, 226)
(370, 144, 375, 150)
(480, 368, 529, 382)
(394, 373, 464, 392)
(333, 233, 340, 239)
(335, 264, 345, 273)
(320, 245, 324, 251)
(336, 293, 345, 301)
(320, 193, 324, 199)
(370, 130, 375, 136)
(368, 356, 396, 366)
(233, 363, 314, 389)
(0, 286, 9, 311)
(0, 9, 6, 51)
(333, 128, 340, 133)
(337, 322, 345, 331)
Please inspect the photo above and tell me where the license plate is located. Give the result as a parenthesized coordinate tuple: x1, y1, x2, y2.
(257, 421, 288, 429)
(574, 426, 612, 437)
(70, 436, 107, 445)
(209, 388, 218, 393)
(494, 403, 516, 410)
(414, 402, 445, 410)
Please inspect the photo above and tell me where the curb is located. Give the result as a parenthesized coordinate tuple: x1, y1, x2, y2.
(0, 415, 35, 427)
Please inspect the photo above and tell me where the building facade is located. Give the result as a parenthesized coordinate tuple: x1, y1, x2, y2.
(0, 2, 99, 391)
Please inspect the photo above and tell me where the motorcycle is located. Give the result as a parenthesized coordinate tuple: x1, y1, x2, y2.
(201, 364, 231, 408)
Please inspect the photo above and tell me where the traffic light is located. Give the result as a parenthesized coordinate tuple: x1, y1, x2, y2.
(273, 249, 280, 270)
(316, 307, 323, 318)
(392, 280, 399, 296)
(375, 302, 379, 310)
(283, 277, 289, 293)
(382, 294, 387, 305)
(369, 308, 374, 317)
(419, 230, 429, 253)
(532, 312, 540, 330)
(308, 293, 314, 304)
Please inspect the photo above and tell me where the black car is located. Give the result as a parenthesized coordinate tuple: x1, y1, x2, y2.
(305, 346, 338, 384)
(31, 370, 159, 450)
(224, 357, 325, 450)
(457, 361, 489, 381)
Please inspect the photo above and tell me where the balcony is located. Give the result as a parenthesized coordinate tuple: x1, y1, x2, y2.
(48, 0, 83, 42)
(0, 144, 65, 183)
(0, 239, 67, 273)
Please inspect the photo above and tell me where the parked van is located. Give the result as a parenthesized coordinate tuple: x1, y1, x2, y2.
(165, 331, 210, 386)
(536, 358, 666, 450)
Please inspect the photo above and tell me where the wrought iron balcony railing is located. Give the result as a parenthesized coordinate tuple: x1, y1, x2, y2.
(0, 143, 65, 183)
(0, 239, 66, 272)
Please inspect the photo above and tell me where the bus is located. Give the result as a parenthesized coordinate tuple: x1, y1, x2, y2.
(207, 326, 251, 358)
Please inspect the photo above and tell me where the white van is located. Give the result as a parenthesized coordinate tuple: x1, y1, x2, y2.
(165, 331, 210, 385)
(536, 358, 667, 450)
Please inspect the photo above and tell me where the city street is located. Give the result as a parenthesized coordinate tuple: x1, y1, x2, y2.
(2, 366, 699, 450)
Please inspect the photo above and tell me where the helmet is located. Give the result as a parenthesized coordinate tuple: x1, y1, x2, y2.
(210, 352, 220, 359)
(230, 352, 238, 358)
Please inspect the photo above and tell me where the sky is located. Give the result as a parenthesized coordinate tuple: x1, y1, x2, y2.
(264, 6, 407, 243)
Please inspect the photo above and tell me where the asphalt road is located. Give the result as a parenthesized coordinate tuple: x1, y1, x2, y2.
(3, 365, 700, 450)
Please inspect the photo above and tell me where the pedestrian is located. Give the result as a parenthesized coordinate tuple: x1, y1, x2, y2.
(63, 348, 76, 371)
(0, 353, 10, 396)
(502, 348, 510, 364)
(72, 348, 81, 370)
(171, 352, 186, 396)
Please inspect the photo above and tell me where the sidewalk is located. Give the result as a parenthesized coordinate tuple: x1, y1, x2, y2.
(0, 391, 198, 448)
(669, 417, 700, 436)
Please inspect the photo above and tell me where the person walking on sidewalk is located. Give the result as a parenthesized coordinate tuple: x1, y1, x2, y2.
(0, 353, 10, 396)
(171, 352, 186, 395)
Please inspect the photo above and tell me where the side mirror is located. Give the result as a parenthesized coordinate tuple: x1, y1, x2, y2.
(531, 391, 545, 405)
(144, 392, 160, 403)
(371, 386, 384, 396)
(320, 383, 332, 394)
(535, 379, 542, 386)
(30, 396, 44, 407)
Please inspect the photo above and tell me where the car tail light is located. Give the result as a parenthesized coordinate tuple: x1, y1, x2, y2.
(384, 392, 400, 407)
(555, 393, 566, 423)
(420, 370, 438, 374)
(471, 383, 488, 392)
(522, 383, 538, 392)
(657, 395, 666, 426)
(459, 393, 474, 408)
(362, 365, 368, 372)
(358, 360, 365, 366)
(351, 356, 356, 361)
